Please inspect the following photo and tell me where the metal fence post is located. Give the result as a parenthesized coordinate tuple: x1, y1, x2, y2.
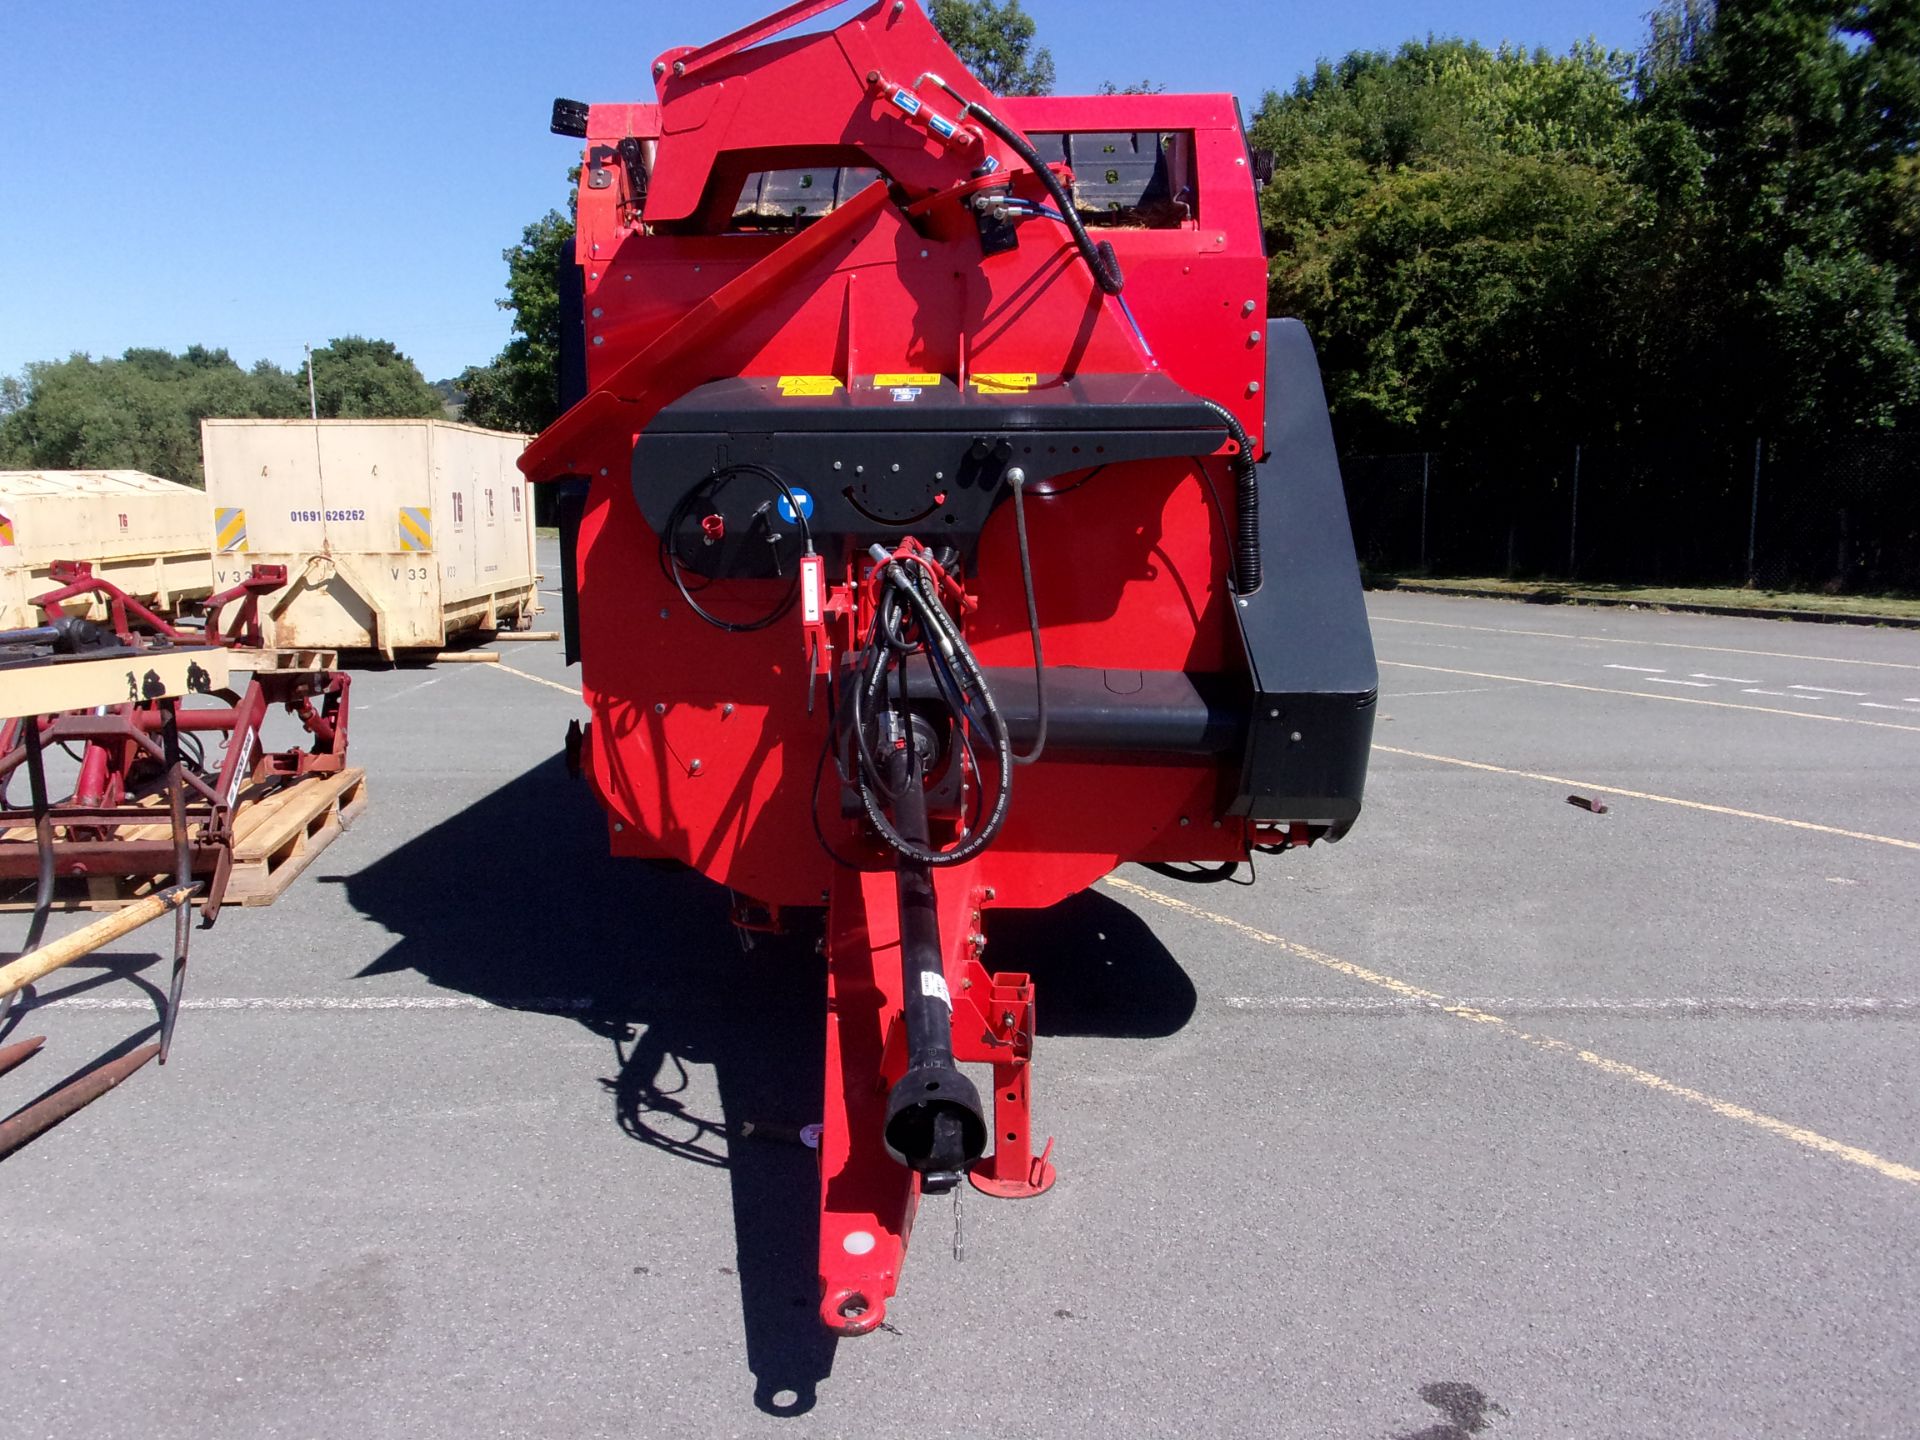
(1569, 444, 1581, 577)
(1746, 437, 1762, 587)
(1419, 451, 1429, 571)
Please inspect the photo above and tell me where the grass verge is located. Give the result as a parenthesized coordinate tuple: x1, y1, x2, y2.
(1368, 575, 1920, 624)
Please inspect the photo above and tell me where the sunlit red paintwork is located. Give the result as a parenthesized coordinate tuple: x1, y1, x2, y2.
(529, 0, 1275, 1331)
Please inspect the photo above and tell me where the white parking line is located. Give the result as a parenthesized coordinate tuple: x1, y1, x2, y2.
(1649, 677, 1714, 688)
(1221, 995, 1920, 1018)
(1605, 664, 1666, 673)
(1792, 685, 1868, 696)
(1862, 702, 1920, 714)
(1372, 614, 1920, 671)
(22, 995, 599, 1013)
(1743, 688, 1790, 696)
(1691, 673, 1758, 684)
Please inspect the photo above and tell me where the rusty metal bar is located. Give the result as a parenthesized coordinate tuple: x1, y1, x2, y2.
(0, 1042, 159, 1160)
(0, 1035, 46, 1079)
(160, 702, 192, 1064)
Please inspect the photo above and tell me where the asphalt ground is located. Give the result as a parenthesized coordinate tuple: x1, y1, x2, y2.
(3, 547, 1918, 1438)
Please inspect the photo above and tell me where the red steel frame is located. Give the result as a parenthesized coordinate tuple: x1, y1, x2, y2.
(534, 0, 1275, 1331)
(0, 564, 351, 922)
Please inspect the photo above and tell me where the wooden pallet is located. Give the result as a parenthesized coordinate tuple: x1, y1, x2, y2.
(224, 768, 367, 906)
(0, 768, 367, 912)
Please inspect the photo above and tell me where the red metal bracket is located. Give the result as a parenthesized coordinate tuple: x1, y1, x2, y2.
(954, 961, 1055, 1198)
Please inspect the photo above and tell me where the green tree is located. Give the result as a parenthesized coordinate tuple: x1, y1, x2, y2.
(1633, 0, 1920, 434)
(458, 210, 576, 434)
(0, 340, 434, 485)
(929, 0, 1054, 95)
(306, 336, 442, 420)
(0, 347, 308, 484)
(1253, 39, 1643, 449)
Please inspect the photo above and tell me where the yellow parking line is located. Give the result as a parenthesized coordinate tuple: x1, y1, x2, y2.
(1382, 660, 1920, 734)
(486, 662, 580, 698)
(1105, 876, 1920, 1189)
(1374, 744, 1920, 852)
(1372, 614, 1920, 673)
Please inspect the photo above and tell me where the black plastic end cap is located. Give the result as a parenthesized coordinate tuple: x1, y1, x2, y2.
(551, 98, 590, 138)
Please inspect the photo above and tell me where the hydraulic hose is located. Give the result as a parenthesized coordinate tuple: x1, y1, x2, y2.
(846, 549, 1015, 867)
(960, 99, 1125, 296)
(1198, 397, 1262, 595)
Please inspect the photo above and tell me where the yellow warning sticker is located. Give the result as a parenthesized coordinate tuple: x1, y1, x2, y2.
(399, 506, 433, 553)
(872, 373, 942, 387)
(0, 512, 12, 546)
(214, 506, 248, 553)
(776, 375, 843, 397)
(972, 372, 1038, 393)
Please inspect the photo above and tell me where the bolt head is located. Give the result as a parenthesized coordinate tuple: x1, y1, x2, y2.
(653, 61, 666, 75)
(653, 702, 666, 714)
(689, 758, 703, 773)
(1243, 300, 1257, 316)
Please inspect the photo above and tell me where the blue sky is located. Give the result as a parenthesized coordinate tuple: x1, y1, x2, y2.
(0, 0, 1653, 385)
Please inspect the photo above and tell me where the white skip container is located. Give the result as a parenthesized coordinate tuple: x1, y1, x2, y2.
(0, 470, 214, 629)
(200, 419, 539, 655)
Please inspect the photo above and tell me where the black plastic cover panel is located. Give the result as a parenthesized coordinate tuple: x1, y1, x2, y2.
(633, 374, 1224, 575)
(1227, 320, 1378, 830)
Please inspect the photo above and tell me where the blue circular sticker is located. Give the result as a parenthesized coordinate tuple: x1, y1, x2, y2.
(776, 487, 816, 524)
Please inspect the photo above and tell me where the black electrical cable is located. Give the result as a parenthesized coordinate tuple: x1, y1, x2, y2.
(843, 552, 1014, 867)
(1142, 860, 1241, 884)
(1007, 470, 1047, 766)
(959, 98, 1125, 296)
(1197, 397, 1262, 595)
(659, 462, 813, 632)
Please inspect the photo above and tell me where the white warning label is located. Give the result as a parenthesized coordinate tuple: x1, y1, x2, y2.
(920, 971, 951, 1006)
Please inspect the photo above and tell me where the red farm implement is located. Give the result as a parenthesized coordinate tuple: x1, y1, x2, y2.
(0, 561, 359, 1154)
(531, 0, 1377, 1332)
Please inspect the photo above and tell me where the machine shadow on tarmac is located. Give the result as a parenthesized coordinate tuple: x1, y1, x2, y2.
(335, 753, 1195, 1415)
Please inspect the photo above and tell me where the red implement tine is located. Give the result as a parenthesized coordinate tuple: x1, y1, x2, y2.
(0, 1043, 160, 1160)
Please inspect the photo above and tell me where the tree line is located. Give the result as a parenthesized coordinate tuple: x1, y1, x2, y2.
(1256, 0, 1918, 456)
(0, 338, 444, 487)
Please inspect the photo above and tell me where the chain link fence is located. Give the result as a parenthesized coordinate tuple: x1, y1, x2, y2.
(1342, 435, 1920, 594)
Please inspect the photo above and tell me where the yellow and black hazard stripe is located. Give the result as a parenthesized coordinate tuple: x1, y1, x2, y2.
(398, 506, 433, 552)
(214, 507, 248, 552)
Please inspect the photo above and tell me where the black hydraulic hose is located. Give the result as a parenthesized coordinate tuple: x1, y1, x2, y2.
(1198, 397, 1262, 595)
(961, 98, 1125, 296)
(849, 556, 1014, 867)
(1007, 469, 1047, 765)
